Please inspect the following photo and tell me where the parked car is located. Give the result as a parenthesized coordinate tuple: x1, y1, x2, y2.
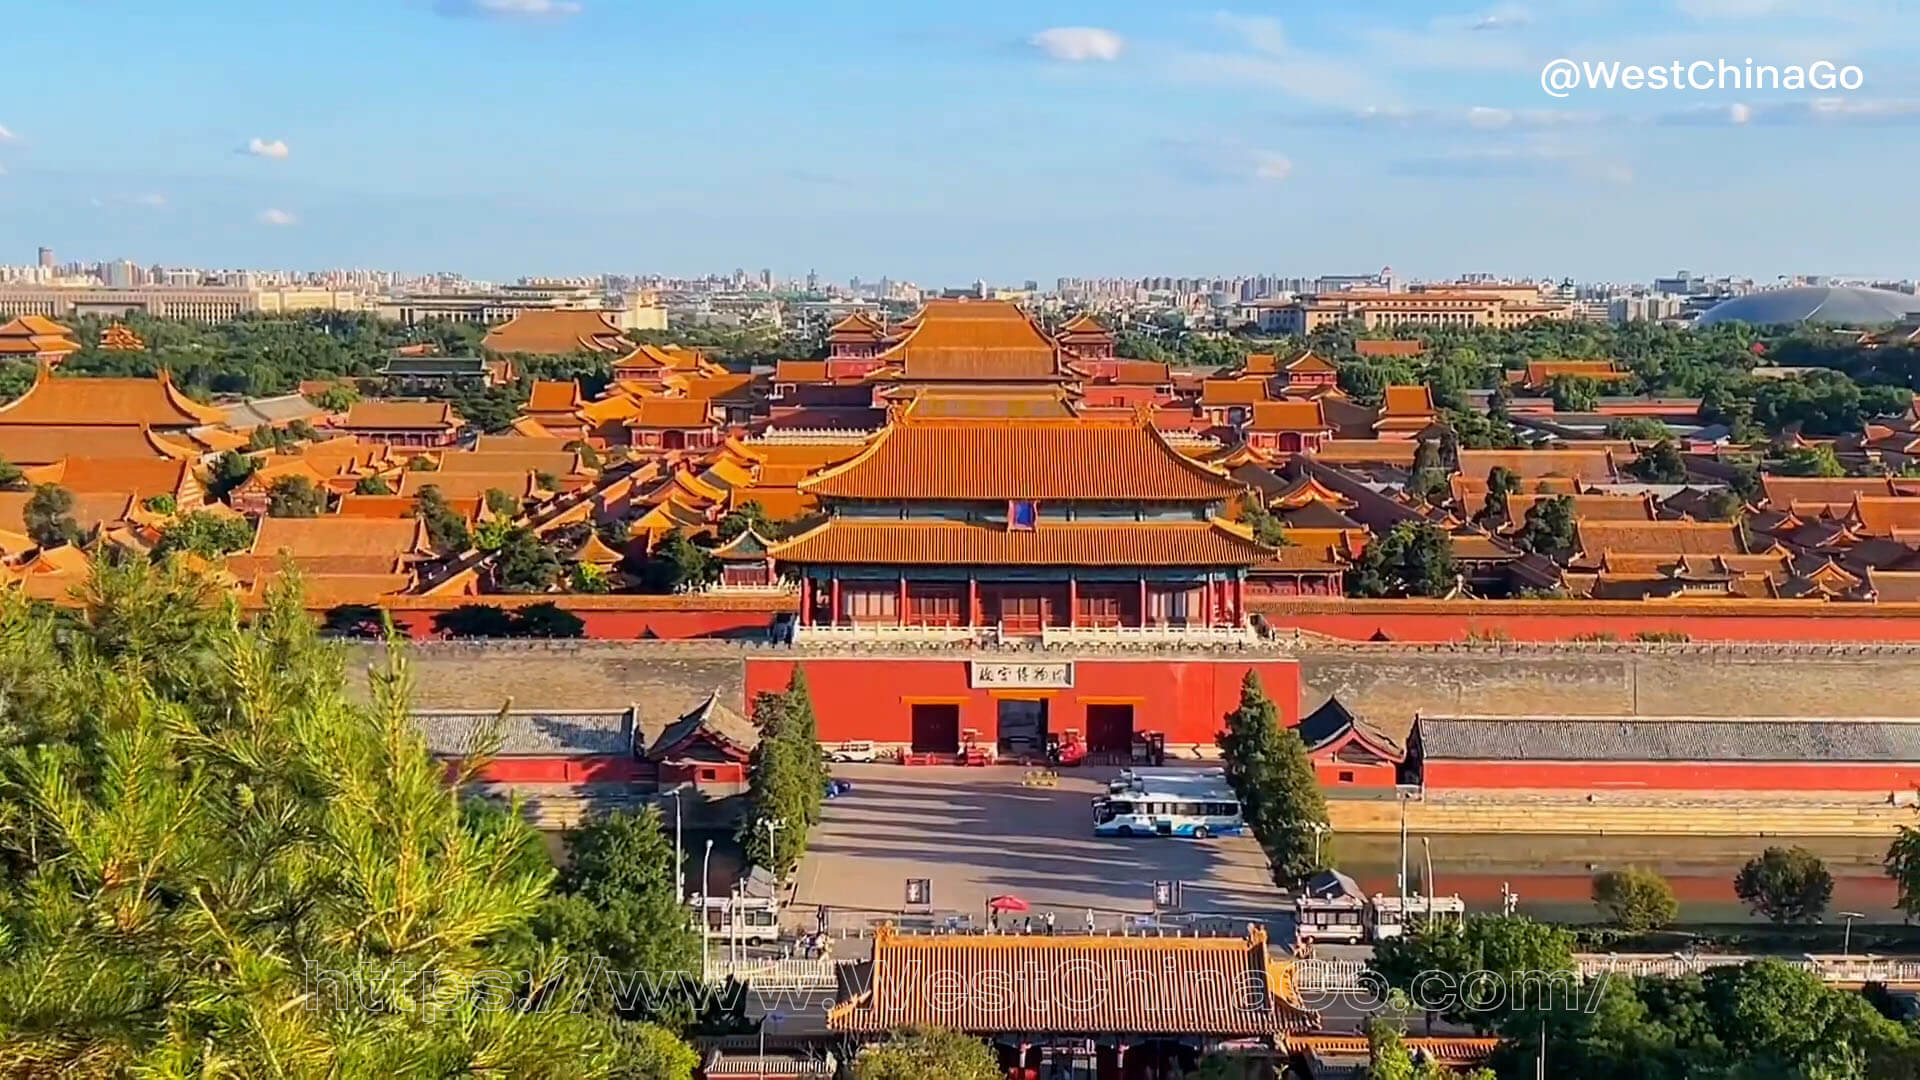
(827, 740, 878, 763)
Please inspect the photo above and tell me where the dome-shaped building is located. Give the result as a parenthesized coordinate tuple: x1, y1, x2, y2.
(1696, 286, 1920, 328)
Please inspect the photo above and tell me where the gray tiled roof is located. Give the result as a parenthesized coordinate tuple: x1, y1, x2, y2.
(1417, 715, 1920, 763)
(412, 709, 635, 757)
(222, 393, 326, 429)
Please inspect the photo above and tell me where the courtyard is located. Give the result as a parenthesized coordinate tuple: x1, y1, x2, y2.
(790, 763, 1283, 931)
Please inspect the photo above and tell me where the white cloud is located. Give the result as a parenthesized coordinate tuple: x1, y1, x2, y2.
(246, 137, 290, 160)
(1729, 102, 1754, 124)
(439, 0, 583, 15)
(0, 125, 15, 143)
(1252, 152, 1294, 181)
(132, 193, 167, 208)
(1029, 27, 1125, 62)
(1468, 4, 1532, 30)
(258, 208, 297, 226)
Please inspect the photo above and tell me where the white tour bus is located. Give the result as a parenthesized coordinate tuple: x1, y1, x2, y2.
(1093, 773, 1245, 839)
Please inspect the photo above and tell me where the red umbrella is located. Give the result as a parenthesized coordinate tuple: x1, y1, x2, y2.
(987, 894, 1030, 913)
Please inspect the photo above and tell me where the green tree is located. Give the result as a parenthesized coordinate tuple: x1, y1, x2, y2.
(152, 509, 255, 559)
(23, 483, 80, 549)
(206, 448, 258, 500)
(1374, 914, 1577, 1032)
(1591, 866, 1679, 932)
(641, 528, 719, 593)
(486, 486, 523, 519)
(1548, 374, 1602, 412)
(571, 561, 614, 593)
(266, 474, 327, 517)
(566, 440, 604, 470)
(1216, 669, 1330, 886)
(1625, 439, 1688, 484)
(607, 1021, 699, 1080)
(1408, 438, 1447, 504)
(319, 602, 402, 638)
(851, 1026, 999, 1080)
(0, 455, 23, 492)
(514, 601, 585, 638)
(1604, 416, 1669, 440)
(1347, 522, 1457, 598)
(141, 492, 177, 515)
(312, 383, 358, 412)
(1735, 845, 1833, 924)
(495, 527, 562, 592)
(1778, 443, 1846, 477)
(538, 806, 701, 1022)
(1513, 494, 1578, 562)
(718, 500, 773, 543)
(433, 603, 519, 638)
(1477, 466, 1519, 525)
(408, 453, 437, 471)
(414, 484, 473, 555)
(354, 472, 393, 495)
(737, 667, 826, 877)
(0, 559, 617, 1075)
(1886, 821, 1920, 920)
(1236, 492, 1289, 547)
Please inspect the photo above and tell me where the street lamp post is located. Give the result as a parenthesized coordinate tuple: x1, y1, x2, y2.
(1841, 911, 1865, 956)
(700, 837, 716, 976)
(667, 786, 684, 902)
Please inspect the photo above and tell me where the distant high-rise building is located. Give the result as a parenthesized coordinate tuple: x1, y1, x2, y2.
(806, 268, 818, 293)
(36, 247, 53, 270)
(760, 268, 772, 291)
(104, 260, 138, 288)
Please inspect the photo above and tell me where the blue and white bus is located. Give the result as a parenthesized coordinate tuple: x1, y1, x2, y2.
(1093, 773, 1245, 839)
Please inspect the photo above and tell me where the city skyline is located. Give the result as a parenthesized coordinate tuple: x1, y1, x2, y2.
(2, 1, 1918, 282)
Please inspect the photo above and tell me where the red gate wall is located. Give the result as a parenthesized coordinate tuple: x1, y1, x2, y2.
(743, 656, 1300, 749)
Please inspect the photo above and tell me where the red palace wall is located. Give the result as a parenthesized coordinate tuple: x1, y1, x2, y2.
(1255, 599, 1920, 643)
(743, 656, 1301, 750)
(1425, 760, 1920, 792)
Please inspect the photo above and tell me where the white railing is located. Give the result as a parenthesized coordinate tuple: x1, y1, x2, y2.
(792, 624, 990, 645)
(678, 583, 798, 595)
(704, 956, 836, 989)
(1040, 624, 1258, 647)
(1293, 954, 1920, 993)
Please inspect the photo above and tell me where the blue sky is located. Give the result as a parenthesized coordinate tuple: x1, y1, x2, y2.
(1, 0, 1917, 284)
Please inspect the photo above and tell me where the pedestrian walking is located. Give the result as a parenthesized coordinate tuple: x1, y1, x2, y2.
(1045, 911, 1056, 935)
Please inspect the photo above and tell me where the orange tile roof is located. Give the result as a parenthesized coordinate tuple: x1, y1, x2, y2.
(1307, 439, 1419, 466)
(1292, 1035, 1496, 1065)
(878, 299, 1062, 381)
(1255, 543, 1345, 571)
(249, 515, 429, 563)
(473, 433, 575, 453)
(43, 457, 190, 500)
(1522, 359, 1628, 385)
(775, 360, 830, 383)
(907, 389, 1076, 419)
(0, 316, 80, 356)
(1507, 492, 1656, 523)
(828, 311, 886, 339)
(1761, 475, 1908, 509)
(437, 448, 582, 476)
(732, 440, 868, 471)
(729, 486, 815, 521)
(802, 414, 1241, 501)
(1056, 311, 1112, 338)
(1457, 448, 1616, 483)
(1575, 519, 1749, 556)
(396, 471, 537, 501)
(668, 373, 757, 402)
(246, 572, 414, 607)
(1249, 399, 1330, 433)
(1242, 353, 1280, 376)
(480, 310, 629, 356)
(342, 400, 461, 431)
(1850, 495, 1920, 536)
(0, 370, 225, 427)
(1199, 379, 1273, 406)
(1381, 385, 1435, 417)
(1103, 360, 1170, 385)
(1284, 351, 1337, 375)
(828, 927, 1311, 1036)
(627, 398, 716, 429)
(525, 379, 583, 413)
(0, 425, 183, 466)
(0, 490, 135, 539)
(335, 493, 481, 521)
(577, 392, 647, 426)
(770, 518, 1270, 566)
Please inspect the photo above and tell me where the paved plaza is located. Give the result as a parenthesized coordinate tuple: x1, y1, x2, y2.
(791, 763, 1281, 929)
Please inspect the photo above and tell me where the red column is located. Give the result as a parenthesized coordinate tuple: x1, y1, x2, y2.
(829, 575, 842, 627)
(898, 574, 908, 627)
(799, 576, 812, 626)
(968, 574, 978, 627)
(1067, 575, 1079, 628)
(1201, 574, 1213, 628)
(1234, 574, 1246, 625)
(1138, 575, 1149, 627)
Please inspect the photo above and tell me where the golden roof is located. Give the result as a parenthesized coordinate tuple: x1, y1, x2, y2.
(0, 369, 225, 427)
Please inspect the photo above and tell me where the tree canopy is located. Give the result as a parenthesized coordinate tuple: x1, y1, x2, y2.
(736, 667, 827, 877)
(1216, 669, 1330, 885)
